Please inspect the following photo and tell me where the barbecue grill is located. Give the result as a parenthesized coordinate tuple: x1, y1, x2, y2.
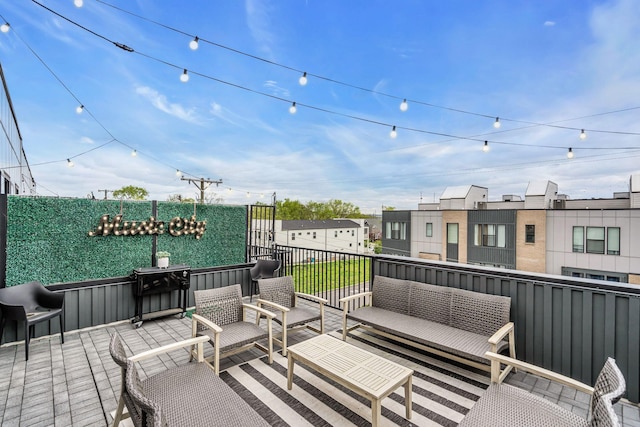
(132, 264, 190, 328)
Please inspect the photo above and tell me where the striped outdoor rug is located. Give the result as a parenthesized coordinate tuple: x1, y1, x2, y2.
(219, 331, 490, 426)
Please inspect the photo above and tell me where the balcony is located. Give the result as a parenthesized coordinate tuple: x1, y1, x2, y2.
(0, 248, 639, 425)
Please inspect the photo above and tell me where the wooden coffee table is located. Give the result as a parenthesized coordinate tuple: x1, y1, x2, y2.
(287, 334, 413, 426)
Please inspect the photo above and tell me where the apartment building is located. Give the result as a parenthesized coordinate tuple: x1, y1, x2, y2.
(382, 175, 640, 285)
(273, 219, 368, 254)
(0, 63, 35, 195)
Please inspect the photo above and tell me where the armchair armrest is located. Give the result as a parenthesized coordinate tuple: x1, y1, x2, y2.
(242, 303, 276, 319)
(294, 292, 328, 304)
(484, 352, 594, 395)
(256, 299, 289, 313)
(339, 291, 372, 306)
(488, 322, 514, 346)
(35, 286, 64, 309)
(192, 313, 223, 333)
(129, 336, 210, 362)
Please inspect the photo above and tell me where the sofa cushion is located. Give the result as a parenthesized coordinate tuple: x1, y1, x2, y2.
(347, 307, 507, 364)
(408, 282, 452, 324)
(459, 383, 589, 427)
(371, 276, 411, 315)
(142, 362, 270, 426)
(449, 288, 511, 336)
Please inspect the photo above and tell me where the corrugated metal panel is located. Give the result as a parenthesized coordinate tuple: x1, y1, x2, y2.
(374, 257, 640, 403)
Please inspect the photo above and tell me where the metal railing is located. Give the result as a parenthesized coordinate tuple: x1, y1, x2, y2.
(273, 244, 373, 308)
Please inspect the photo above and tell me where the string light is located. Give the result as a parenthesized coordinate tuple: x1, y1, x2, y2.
(0, 22, 10, 33)
(493, 117, 501, 128)
(131, 149, 137, 157)
(580, 129, 587, 140)
(76, 105, 84, 114)
(390, 125, 398, 139)
(180, 69, 189, 82)
(289, 102, 297, 114)
(73, 0, 84, 7)
(299, 72, 308, 86)
(176, 169, 181, 176)
(482, 140, 490, 152)
(189, 36, 199, 50)
(246, 192, 251, 198)
(67, 158, 74, 167)
(400, 99, 408, 112)
(567, 148, 574, 159)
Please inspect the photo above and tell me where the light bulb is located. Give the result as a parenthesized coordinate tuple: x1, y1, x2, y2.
(400, 99, 408, 112)
(180, 69, 189, 82)
(0, 23, 10, 33)
(74, 0, 83, 6)
(482, 141, 490, 152)
(131, 150, 137, 157)
(299, 72, 308, 86)
(227, 188, 232, 193)
(76, 105, 84, 114)
(246, 192, 251, 198)
(189, 36, 199, 50)
(390, 126, 397, 139)
(567, 148, 574, 159)
(67, 159, 74, 167)
(579, 129, 586, 140)
(289, 102, 297, 114)
(176, 169, 181, 176)
(493, 117, 501, 129)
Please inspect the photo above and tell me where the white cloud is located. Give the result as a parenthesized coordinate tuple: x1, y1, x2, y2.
(543, 21, 556, 26)
(263, 80, 290, 98)
(245, 0, 276, 58)
(135, 86, 199, 123)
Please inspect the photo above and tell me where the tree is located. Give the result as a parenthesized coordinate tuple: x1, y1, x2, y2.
(275, 198, 366, 220)
(166, 194, 196, 203)
(112, 185, 148, 200)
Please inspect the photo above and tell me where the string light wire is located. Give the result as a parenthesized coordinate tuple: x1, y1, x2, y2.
(89, 0, 640, 137)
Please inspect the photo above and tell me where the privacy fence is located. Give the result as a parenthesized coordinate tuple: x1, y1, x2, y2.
(0, 195, 247, 286)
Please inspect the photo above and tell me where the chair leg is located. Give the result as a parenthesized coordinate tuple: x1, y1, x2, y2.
(59, 314, 65, 344)
(0, 317, 5, 346)
(25, 322, 31, 361)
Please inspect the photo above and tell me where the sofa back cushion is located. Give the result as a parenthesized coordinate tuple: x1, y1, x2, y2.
(449, 288, 511, 336)
(194, 284, 243, 331)
(371, 276, 411, 315)
(408, 282, 452, 324)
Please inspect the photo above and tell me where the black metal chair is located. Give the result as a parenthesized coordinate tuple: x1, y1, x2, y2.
(249, 259, 281, 301)
(0, 281, 64, 360)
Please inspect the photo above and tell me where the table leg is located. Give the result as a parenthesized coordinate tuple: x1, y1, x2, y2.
(404, 374, 412, 419)
(287, 353, 294, 390)
(371, 399, 381, 426)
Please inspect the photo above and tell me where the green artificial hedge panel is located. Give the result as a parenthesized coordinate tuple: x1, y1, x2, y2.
(5, 197, 248, 286)
(156, 202, 247, 269)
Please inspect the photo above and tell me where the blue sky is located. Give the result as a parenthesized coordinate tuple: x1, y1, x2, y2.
(1, 0, 639, 213)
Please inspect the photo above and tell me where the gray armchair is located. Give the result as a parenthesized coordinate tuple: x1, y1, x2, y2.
(256, 276, 326, 356)
(459, 353, 626, 426)
(109, 333, 270, 427)
(191, 284, 275, 374)
(0, 281, 64, 361)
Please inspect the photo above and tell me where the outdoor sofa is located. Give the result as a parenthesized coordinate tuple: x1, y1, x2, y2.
(340, 275, 516, 379)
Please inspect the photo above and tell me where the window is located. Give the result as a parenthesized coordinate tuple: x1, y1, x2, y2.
(425, 223, 433, 237)
(385, 222, 391, 239)
(313, 232, 316, 239)
(607, 227, 620, 255)
(586, 227, 605, 254)
(525, 225, 535, 243)
(334, 231, 338, 238)
(389, 222, 407, 240)
(573, 226, 584, 252)
(474, 224, 506, 248)
(291, 233, 295, 241)
(351, 230, 354, 236)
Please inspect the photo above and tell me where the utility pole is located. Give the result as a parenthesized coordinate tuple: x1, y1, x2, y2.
(98, 189, 113, 200)
(180, 177, 223, 204)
